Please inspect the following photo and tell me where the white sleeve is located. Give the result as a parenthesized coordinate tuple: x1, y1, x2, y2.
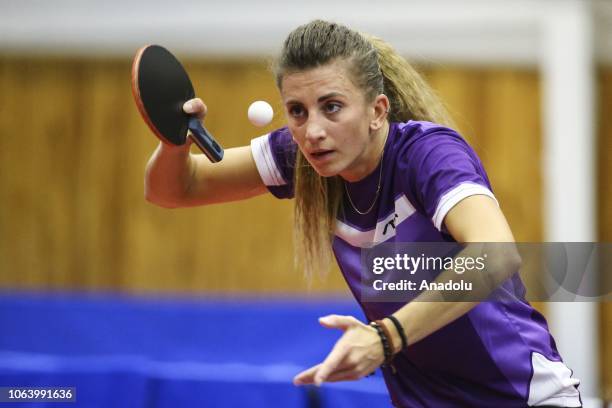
(432, 182, 498, 231)
(250, 134, 288, 187)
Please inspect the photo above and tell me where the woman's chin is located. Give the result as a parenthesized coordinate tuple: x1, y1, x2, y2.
(309, 163, 341, 178)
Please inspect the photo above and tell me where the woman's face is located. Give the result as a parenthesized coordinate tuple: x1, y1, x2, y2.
(280, 60, 388, 182)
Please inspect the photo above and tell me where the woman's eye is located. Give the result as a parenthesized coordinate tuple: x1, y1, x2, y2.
(289, 106, 305, 117)
(324, 103, 341, 114)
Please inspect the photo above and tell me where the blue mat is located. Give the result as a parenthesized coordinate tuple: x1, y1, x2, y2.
(0, 292, 391, 407)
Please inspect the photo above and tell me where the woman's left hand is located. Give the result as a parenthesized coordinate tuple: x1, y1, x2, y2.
(293, 314, 384, 386)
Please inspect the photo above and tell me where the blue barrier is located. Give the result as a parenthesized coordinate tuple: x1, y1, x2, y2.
(0, 292, 391, 407)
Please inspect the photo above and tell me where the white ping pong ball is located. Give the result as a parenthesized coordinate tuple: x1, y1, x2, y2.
(248, 100, 274, 127)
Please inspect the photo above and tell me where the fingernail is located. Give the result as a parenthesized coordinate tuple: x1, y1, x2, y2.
(183, 102, 194, 113)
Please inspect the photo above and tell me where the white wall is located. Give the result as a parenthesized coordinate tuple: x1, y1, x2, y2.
(0, 0, 610, 65)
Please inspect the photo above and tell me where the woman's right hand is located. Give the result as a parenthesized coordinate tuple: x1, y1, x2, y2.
(164, 97, 208, 150)
(183, 98, 208, 121)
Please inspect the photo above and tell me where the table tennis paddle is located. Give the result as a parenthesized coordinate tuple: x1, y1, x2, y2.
(131, 45, 224, 162)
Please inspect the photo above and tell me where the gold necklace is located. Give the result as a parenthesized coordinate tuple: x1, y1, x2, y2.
(343, 143, 386, 215)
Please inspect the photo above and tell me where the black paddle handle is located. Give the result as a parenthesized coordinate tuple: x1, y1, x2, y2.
(188, 117, 224, 163)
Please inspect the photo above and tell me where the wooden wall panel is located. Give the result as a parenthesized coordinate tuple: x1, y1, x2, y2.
(0, 58, 82, 289)
(598, 68, 612, 401)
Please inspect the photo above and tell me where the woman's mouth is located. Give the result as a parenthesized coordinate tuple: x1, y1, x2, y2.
(309, 150, 335, 162)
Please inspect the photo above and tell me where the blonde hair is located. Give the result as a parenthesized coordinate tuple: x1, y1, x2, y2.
(273, 20, 455, 278)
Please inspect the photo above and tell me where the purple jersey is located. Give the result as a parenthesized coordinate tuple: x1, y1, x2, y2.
(251, 121, 581, 407)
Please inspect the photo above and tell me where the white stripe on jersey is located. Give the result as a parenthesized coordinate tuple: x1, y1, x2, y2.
(335, 194, 417, 248)
(433, 182, 498, 231)
(250, 134, 287, 186)
(528, 352, 581, 407)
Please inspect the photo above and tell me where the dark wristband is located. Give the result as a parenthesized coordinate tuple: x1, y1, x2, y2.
(387, 315, 408, 350)
(375, 319, 396, 355)
(370, 321, 393, 365)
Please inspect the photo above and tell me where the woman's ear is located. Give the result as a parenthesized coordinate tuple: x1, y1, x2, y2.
(370, 94, 390, 131)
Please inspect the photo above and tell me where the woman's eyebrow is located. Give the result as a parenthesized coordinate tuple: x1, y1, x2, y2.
(284, 92, 346, 105)
(317, 92, 346, 103)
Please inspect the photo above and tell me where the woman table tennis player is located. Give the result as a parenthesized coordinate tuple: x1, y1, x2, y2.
(144, 20, 582, 408)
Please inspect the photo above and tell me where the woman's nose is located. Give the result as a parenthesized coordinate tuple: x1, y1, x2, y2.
(305, 117, 326, 142)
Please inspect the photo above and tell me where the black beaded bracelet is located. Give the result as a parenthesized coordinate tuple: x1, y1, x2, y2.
(387, 315, 408, 350)
(370, 321, 392, 365)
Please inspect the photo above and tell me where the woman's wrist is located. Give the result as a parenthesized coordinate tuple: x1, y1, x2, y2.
(370, 321, 393, 365)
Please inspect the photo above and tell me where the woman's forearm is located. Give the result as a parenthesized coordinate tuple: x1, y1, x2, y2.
(144, 141, 194, 208)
